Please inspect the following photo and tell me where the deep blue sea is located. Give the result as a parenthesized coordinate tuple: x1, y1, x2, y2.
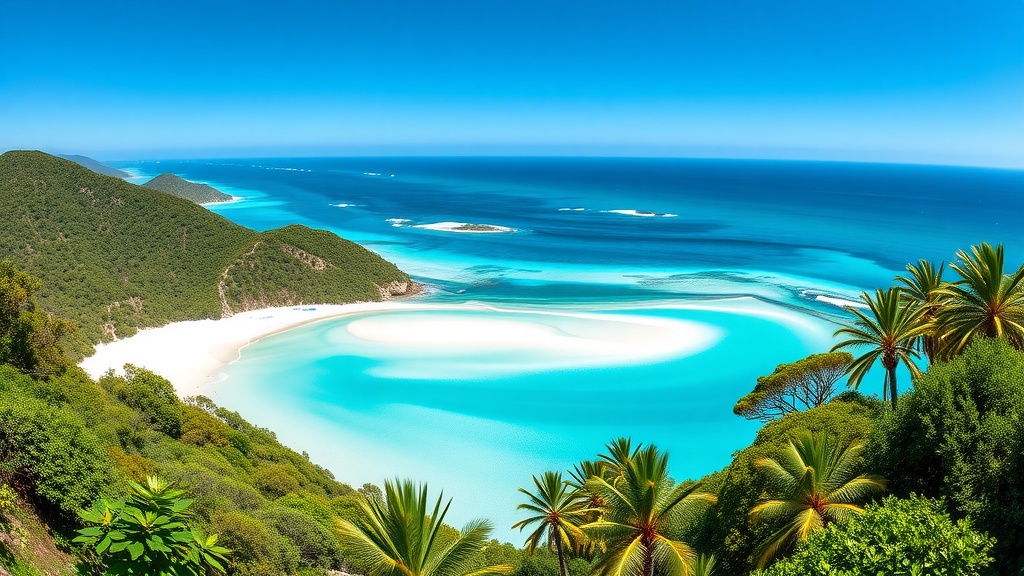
(114, 157, 1024, 539)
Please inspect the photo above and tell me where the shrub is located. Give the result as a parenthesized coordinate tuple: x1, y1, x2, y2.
(180, 406, 231, 448)
(757, 496, 995, 576)
(256, 505, 343, 569)
(110, 365, 184, 438)
(0, 390, 113, 518)
(867, 338, 1024, 573)
(74, 476, 230, 576)
(210, 511, 300, 575)
(253, 464, 301, 498)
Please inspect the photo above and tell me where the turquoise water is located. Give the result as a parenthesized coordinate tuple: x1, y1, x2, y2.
(115, 157, 1023, 540)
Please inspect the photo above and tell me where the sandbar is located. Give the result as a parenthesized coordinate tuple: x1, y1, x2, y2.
(413, 221, 517, 233)
(79, 301, 727, 396)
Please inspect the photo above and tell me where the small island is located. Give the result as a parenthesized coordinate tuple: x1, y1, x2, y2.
(142, 173, 234, 204)
(413, 221, 517, 233)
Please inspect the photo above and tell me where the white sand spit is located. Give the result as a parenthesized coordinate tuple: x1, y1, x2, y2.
(78, 302, 726, 396)
(79, 302, 420, 397)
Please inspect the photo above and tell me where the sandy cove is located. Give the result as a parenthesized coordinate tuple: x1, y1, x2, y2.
(78, 299, 729, 398)
(79, 302, 425, 397)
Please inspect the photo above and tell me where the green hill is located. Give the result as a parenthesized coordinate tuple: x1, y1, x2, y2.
(56, 154, 131, 178)
(0, 151, 413, 358)
(143, 172, 234, 204)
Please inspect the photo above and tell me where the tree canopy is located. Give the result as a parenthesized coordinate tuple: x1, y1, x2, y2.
(734, 352, 852, 421)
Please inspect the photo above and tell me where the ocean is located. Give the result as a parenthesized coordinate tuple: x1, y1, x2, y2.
(114, 156, 1024, 540)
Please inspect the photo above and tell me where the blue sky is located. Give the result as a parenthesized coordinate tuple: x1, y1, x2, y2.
(1, 1, 1022, 166)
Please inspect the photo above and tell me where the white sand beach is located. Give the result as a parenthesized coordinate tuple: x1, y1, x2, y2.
(201, 195, 244, 207)
(79, 302, 419, 397)
(79, 300, 726, 397)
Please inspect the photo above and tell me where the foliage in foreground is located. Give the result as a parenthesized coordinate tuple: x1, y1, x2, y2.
(687, 400, 877, 574)
(581, 443, 716, 576)
(756, 495, 994, 576)
(748, 431, 885, 567)
(335, 478, 510, 576)
(75, 476, 229, 575)
(867, 337, 1024, 574)
(513, 471, 592, 576)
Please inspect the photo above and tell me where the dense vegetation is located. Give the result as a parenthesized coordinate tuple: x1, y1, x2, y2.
(0, 151, 411, 358)
(142, 174, 233, 204)
(756, 496, 994, 576)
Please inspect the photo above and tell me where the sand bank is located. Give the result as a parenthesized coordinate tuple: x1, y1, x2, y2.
(79, 300, 726, 396)
(413, 221, 516, 233)
(79, 302, 422, 397)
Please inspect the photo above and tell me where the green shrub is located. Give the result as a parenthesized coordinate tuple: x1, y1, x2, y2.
(0, 387, 113, 518)
(867, 338, 1024, 573)
(757, 496, 994, 576)
(180, 406, 231, 448)
(110, 365, 184, 438)
(74, 476, 230, 576)
(274, 492, 336, 528)
(513, 549, 591, 576)
(256, 505, 343, 569)
(210, 511, 300, 575)
(253, 464, 301, 498)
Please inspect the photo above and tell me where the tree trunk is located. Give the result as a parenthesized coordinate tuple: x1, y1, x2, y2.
(643, 541, 655, 576)
(887, 366, 898, 409)
(553, 525, 569, 576)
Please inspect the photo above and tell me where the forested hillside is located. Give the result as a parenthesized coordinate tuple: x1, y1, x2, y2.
(0, 151, 412, 358)
(143, 173, 233, 204)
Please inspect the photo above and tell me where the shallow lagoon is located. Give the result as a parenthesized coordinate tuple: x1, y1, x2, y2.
(214, 301, 832, 538)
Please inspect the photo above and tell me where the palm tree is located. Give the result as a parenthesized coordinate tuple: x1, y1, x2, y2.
(513, 471, 594, 576)
(598, 437, 641, 481)
(749, 432, 885, 568)
(568, 459, 612, 522)
(896, 259, 945, 364)
(832, 287, 929, 408)
(935, 242, 1024, 358)
(582, 444, 716, 576)
(568, 459, 610, 493)
(336, 479, 510, 576)
(566, 459, 610, 558)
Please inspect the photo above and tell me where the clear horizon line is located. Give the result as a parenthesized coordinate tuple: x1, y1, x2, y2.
(4, 146, 1022, 172)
